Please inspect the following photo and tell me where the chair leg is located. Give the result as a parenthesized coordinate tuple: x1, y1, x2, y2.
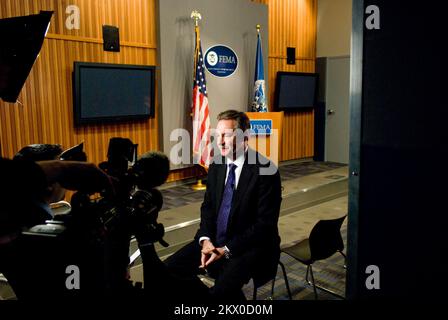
(270, 270, 276, 299)
(305, 264, 310, 283)
(308, 265, 318, 300)
(338, 251, 347, 269)
(252, 262, 285, 300)
(252, 260, 281, 301)
(310, 283, 345, 299)
(306, 264, 345, 300)
(279, 261, 292, 300)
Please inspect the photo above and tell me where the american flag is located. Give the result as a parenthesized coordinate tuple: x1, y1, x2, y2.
(192, 25, 213, 168)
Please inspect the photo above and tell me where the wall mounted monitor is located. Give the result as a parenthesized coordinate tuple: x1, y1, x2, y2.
(275, 71, 318, 111)
(73, 62, 155, 125)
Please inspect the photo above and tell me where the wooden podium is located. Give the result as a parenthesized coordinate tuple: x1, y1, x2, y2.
(246, 112, 284, 165)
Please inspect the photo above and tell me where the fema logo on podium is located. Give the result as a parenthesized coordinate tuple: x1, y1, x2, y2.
(204, 45, 238, 77)
(250, 119, 272, 135)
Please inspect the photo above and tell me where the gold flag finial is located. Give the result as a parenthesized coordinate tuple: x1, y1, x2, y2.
(191, 10, 202, 27)
(256, 24, 261, 33)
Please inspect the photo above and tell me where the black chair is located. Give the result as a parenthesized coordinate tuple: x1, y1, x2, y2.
(280, 215, 347, 300)
(199, 258, 292, 300)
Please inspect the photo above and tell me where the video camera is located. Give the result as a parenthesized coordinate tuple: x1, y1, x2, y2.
(74, 137, 170, 246)
(20, 138, 170, 297)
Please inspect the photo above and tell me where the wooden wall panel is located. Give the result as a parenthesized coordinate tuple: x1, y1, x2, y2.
(0, 0, 158, 166)
(166, 165, 204, 184)
(0, 0, 156, 46)
(253, 0, 317, 161)
(0, 0, 317, 184)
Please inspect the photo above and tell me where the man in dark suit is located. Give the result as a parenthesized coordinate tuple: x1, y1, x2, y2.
(165, 110, 282, 301)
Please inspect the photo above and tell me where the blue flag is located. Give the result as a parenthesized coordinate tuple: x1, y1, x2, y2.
(251, 32, 268, 112)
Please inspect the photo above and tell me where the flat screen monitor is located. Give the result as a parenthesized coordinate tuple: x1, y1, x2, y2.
(73, 62, 155, 125)
(275, 72, 318, 111)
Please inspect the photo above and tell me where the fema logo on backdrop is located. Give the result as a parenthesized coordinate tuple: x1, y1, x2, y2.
(204, 45, 238, 77)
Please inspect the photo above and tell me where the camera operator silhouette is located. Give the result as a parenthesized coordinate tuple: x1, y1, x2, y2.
(11, 143, 85, 217)
(0, 146, 114, 299)
(0, 140, 210, 301)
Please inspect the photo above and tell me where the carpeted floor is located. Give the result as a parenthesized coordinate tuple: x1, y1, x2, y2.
(243, 225, 347, 300)
(161, 160, 346, 211)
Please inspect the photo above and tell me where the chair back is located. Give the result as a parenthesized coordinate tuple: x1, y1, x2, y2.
(309, 215, 346, 261)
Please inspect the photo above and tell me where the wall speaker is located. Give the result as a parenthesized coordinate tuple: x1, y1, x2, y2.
(287, 47, 296, 65)
(103, 25, 120, 52)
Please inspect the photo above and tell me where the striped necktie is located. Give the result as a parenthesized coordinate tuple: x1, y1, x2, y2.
(216, 163, 237, 246)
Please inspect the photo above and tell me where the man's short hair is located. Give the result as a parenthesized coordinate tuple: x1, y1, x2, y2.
(13, 144, 63, 162)
(217, 110, 250, 132)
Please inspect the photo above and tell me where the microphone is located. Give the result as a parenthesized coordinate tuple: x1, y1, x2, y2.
(130, 188, 163, 218)
(130, 189, 169, 247)
(131, 151, 170, 191)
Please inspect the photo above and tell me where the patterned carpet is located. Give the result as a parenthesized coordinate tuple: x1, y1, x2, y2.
(161, 161, 346, 211)
(243, 225, 347, 300)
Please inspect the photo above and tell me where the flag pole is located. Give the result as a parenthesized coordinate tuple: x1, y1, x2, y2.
(252, 23, 267, 112)
(190, 10, 207, 191)
(192, 170, 207, 191)
(191, 10, 201, 26)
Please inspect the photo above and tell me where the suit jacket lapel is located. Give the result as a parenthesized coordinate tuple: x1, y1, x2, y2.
(229, 163, 254, 221)
(215, 163, 227, 213)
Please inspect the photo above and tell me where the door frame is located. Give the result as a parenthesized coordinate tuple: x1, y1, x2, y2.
(346, 0, 363, 300)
